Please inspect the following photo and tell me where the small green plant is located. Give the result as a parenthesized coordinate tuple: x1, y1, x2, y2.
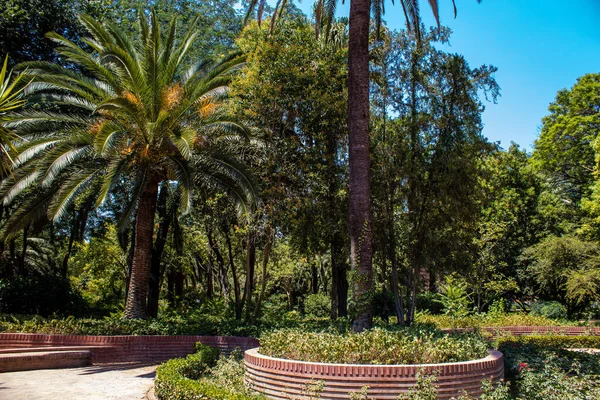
(397, 372, 438, 400)
(436, 275, 471, 319)
(349, 386, 370, 400)
(302, 379, 325, 399)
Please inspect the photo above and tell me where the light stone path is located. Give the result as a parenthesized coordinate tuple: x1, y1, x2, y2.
(0, 364, 158, 400)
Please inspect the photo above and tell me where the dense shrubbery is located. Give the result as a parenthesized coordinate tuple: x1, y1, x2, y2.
(499, 338, 600, 399)
(0, 311, 259, 337)
(0, 275, 88, 317)
(529, 301, 568, 320)
(154, 344, 264, 400)
(0, 309, 579, 337)
(414, 311, 565, 329)
(259, 327, 490, 364)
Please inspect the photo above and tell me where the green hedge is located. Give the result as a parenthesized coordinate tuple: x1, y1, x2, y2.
(154, 344, 263, 400)
(496, 335, 600, 349)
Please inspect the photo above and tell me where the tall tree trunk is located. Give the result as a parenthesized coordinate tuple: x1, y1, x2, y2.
(147, 185, 170, 318)
(19, 224, 29, 276)
(124, 178, 159, 319)
(62, 219, 76, 278)
(207, 229, 230, 303)
(224, 226, 242, 319)
(348, 0, 373, 332)
(254, 226, 273, 319)
(242, 229, 256, 319)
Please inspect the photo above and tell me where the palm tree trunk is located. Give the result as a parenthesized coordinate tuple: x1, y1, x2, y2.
(124, 178, 159, 319)
(147, 184, 170, 318)
(348, 0, 373, 332)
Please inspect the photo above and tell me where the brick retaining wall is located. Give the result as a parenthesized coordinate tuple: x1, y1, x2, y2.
(244, 348, 504, 400)
(0, 333, 258, 363)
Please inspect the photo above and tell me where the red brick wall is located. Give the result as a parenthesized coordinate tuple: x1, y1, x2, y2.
(0, 333, 259, 363)
(245, 348, 504, 400)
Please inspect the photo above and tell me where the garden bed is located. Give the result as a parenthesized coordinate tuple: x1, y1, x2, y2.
(244, 347, 504, 399)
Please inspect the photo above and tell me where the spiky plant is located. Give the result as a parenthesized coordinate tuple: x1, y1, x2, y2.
(1, 10, 258, 319)
(0, 55, 29, 174)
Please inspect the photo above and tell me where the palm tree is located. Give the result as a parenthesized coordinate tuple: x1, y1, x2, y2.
(0, 55, 28, 175)
(346, 0, 481, 332)
(1, 10, 258, 319)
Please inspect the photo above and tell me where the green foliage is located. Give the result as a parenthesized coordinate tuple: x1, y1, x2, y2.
(0, 275, 87, 316)
(414, 311, 565, 329)
(522, 235, 600, 311)
(436, 276, 471, 318)
(154, 343, 263, 400)
(304, 293, 331, 318)
(69, 224, 126, 312)
(396, 373, 438, 400)
(259, 327, 489, 364)
(529, 301, 568, 320)
(499, 338, 600, 399)
(496, 335, 600, 351)
(532, 74, 600, 206)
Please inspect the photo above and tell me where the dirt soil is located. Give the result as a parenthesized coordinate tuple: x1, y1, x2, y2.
(0, 363, 157, 400)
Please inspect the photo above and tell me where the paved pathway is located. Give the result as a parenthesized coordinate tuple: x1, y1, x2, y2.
(0, 364, 157, 400)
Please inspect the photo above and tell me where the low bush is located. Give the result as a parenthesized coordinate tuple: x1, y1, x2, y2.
(304, 293, 331, 318)
(259, 327, 490, 364)
(498, 337, 600, 399)
(529, 301, 568, 320)
(414, 311, 566, 329)
(154, 344, 264, 400)
(0, 311, 259, 337)
(496, 334, 600, 350)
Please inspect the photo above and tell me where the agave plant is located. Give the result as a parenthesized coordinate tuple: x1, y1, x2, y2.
(2, 10, 258, 319)
(0, 55, 28, 174)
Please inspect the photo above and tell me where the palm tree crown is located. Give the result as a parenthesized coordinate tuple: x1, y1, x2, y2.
(2, 10, 258, 318)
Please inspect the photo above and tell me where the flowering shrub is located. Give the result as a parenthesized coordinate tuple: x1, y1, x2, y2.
(499, 339, 600, 399)
(259, 327, 490, 364)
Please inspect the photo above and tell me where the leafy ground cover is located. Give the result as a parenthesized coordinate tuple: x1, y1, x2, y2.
(259, 327, 490, 364)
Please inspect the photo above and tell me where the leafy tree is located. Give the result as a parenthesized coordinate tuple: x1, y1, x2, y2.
(532, 74, 600, 208)
(371, 26, 497, 323)
(230, 18, 350, 319)
(2, 11, 257, 319)
(521, 235, 600, 313)
(472, 144, 543, 310)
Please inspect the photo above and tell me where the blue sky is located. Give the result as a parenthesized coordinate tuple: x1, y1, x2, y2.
(291, 0, 600, 151)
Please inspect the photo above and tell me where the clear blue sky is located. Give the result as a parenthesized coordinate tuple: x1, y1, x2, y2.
(290, 0, 600, 151)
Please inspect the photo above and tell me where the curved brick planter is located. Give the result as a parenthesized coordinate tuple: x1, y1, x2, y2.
(0, 333, 258, 363)
(245, 348, 504, 400)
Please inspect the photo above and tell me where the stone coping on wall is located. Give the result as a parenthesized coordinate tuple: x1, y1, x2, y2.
(244, 348, 504, 400)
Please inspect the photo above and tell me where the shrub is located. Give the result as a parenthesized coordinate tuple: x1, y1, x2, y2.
(259, 327, 490, 364)
(496, 335, 600, 350)
(0, 275, 87, 317)
(154, 344, 264, 400)
(529, 301, 568, 320)
(304, 293, 331, 318)
(498, 337, 600, 399)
